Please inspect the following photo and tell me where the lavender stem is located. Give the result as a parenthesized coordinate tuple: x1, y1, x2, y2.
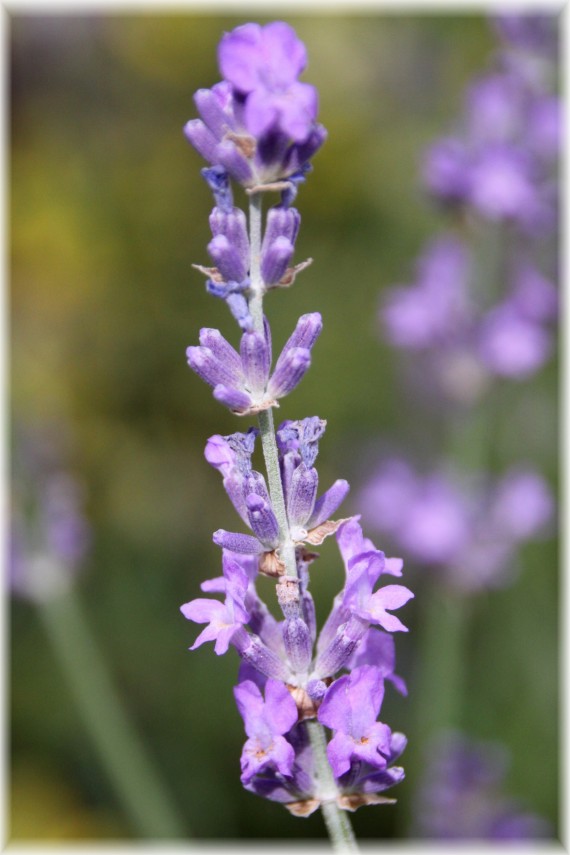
(248, 193, 357, 848)
(306, 720, 359, 852)
(249, 193, 297, 578)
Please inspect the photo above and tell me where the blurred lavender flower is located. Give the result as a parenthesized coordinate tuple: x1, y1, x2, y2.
(390, 14, 560, 401)
(414, 731, 552, 839)
(360, 458, 553, 593)
(10, 425, 90, 602)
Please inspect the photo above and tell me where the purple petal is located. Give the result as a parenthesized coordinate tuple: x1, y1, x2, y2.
(264, 679, 298, 735)
(246, 494, 280, 549)
(234, 679, 265, 738)
(180, 597, 225, 624)
(326, 731, 354, 779)
(366, 585, 414, 632)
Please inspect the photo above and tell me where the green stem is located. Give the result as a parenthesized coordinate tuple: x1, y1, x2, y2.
(306, 720, 360, 852)
(247, 194, 357, 849)
(37, 587, 187, 839)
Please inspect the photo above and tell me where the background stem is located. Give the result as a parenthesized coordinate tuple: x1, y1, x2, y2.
(37, 588, 187, 839)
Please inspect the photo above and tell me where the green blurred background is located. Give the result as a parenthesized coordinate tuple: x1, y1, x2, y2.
(10, 11, 558, 842)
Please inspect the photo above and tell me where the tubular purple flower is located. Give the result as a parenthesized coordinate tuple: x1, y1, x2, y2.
(183, 119, 219, 164)
(283, 617, 313, 673)
(234, 678, 298, 784)
(307, 479, 350, 529)
(215, 139, 255, 185)
(240, 331, 271, 395)
(318, 665, 392, 779)
(207, 234, 248, 283)
(261, 236, 295, 286)
(274, 313, 323, 373)
(213, 529, 265, 555)
(245, 494, 280, 549)
(194, 84, 237, 139)
(198, 328, 244, 377)
(186, 344, 244, 389)
(267, 347, 311, 399)
(232, 629, 291, 681)
(287, 463, 318, 530)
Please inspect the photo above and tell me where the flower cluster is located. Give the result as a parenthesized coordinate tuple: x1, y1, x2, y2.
(382, 14, 559, 403)
(184, 21, 326, 197)
(180, 22, 413, 819)
(413, 731, 552, 840)
(360, 458, 553, 592)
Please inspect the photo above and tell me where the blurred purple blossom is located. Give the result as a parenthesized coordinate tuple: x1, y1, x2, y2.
(360, 458, 553, 592)
(10, 425, 90, 601)
(414, 731, 552, 839)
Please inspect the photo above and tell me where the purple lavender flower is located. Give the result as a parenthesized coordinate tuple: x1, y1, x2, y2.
(318, 665, 392, 778)
(186, 312, 321, 414)
(234, 677, 298, 784)
(185, 22, 326, 194)
(180, 551, 250, 654)
(180, 22, 412, 830)
(219, 22, 318, 143)
(414, 731, 552, 840)
(477, 303, 552, 379)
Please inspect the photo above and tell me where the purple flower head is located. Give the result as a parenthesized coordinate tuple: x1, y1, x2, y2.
(234, 677, 298, 784)
(382, 236, 471, 351)
(478, 303, 552, 379)
(466, 72, 525, 144)
(185, 22, 325, 193)
(318, 665, 392, 778)
(422, 137, 472, 205)
(219, 22, 318, 143)
(180, 551, 250, 654)
(489, 468, 554, 541)
(468, 143, 538, 222)
(187, 314, 321, 415)
(337, 518, 412, 632)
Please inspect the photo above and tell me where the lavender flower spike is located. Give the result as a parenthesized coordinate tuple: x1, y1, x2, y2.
(181, 21, 412, 844)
